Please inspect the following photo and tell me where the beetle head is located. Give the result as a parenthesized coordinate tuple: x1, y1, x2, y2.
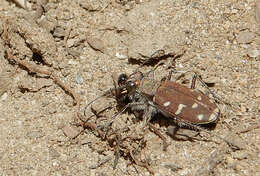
(117, 71, 145, 94)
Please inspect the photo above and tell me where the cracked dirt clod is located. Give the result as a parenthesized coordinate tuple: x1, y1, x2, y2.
(0, 73, 12, 96)
(86, 35, 106, 54)
(3, 17, 57, 66)
(4, 48, 80, 106)
(62, 125, 83, 139)
(236, 31, 255, 44)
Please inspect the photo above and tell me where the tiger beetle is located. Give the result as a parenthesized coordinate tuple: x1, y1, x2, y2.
(82, 50, 239, 149)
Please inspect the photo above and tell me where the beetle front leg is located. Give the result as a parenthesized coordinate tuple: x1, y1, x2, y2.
(128, 101, 147, 120)
(128, 102, 157, 127)
(128, 102, 147, 112)
(142, 105, 153, 127)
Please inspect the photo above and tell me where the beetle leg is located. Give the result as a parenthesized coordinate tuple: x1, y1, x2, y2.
(161, 67, 188, 82)
(128, 102, 147, 112)
(127, 102, 150, 127)
(132, 111, 143, 119)
(142, 106, 152, 127)
(175, 71, 215, 98)
(167, 70, 199, 89)
(167, 70, 223, 103)
(165, 69, 174, 81)
(190, 72, 209, 90)
(127, 102, 158, 127)
(143, 104, 160, 127)
(191, 73, 197, 89)
(191, 72, 224, 104)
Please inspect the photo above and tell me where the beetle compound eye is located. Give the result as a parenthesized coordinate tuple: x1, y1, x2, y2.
(118, 74, 128, 86)
(126, 81, 136, 92)
(129, 81, 136, 87)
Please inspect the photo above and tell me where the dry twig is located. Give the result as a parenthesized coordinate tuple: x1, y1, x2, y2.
(148, 123, 169, 151)
(129, 150, 154, 175)
(235, 123, 260, 134)
(2, 20, 80, 106)
(5, 49, 80, 105)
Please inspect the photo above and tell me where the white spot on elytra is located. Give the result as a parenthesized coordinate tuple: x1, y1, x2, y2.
(197, 114, 204, 120)
(163, 101, 171, 107)
(192, 103, 198, 109)
(197, 96, 202, 101)
(209, 108, 220, 121)
(175, 104, 187, 115)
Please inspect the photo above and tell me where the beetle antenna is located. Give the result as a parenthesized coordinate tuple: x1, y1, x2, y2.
(84, 90, 110, 116)
(84, 85, 127, 116)
(102, 104, 130, 138)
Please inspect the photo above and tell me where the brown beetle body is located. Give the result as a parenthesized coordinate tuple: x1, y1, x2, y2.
(119, 72, 220, 125)
(154, 81, 219, 124)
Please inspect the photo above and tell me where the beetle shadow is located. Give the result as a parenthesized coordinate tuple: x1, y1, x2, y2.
(150, 113, 218, 143)
(128, 54, 170, 66)
(128, 50, 182, 67)
(112, 102, 217, 143)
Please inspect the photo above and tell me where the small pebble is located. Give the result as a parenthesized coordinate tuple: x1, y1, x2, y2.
(163, 163, 182, 172)
(68, 59, 78, 65)
(53, 26, 65, 38)
(75, 74, 84, 84)
(247, 48, 259, 58)
(52, 161, 58, 167)
(232, 152, 248, 160)
(115, 52, 127, 59)
(67, 38, 77, 48)
(240, 104, 247, 112)
(26, 130, 44, 139)
(49, 147, 61, 159)
(237, 31, 255, 44)
(234, 163, 243, 171)
(0, 92, 8, 101)
(216, 55, 222, 60)
(226, 156, 235, 165)
(179, 168, 190, 176)
(79, 1, 102, 11)
(62, 125, 81, 139)
(86, 36, 106, 53)
(16, 120, 23, 126)
(255, 88, 260, 97)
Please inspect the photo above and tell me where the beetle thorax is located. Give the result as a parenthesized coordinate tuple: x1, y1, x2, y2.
(138, 78, 161, 97)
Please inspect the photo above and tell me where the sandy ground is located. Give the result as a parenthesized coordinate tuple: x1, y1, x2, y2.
(0, 0, 259, 175)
